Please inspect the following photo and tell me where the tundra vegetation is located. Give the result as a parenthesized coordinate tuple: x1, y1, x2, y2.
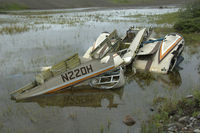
(0, 3, 28, 11)
(141, 90, 200, 133)
(141, 0, 200, 132)
(174, 0, 200, 33)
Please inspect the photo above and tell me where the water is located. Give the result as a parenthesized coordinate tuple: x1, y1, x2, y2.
(0, 7, 199, 133)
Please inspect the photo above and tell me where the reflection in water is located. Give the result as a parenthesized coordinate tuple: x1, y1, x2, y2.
(125, 67, 182, 89)
(19, 88, 124, 108)
(18, 67, 181, 108)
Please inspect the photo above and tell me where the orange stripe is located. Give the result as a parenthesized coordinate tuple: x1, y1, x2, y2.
(159, 37, 182, 61)
(92, 42, 96, 50)
(45, 66, 115, 94)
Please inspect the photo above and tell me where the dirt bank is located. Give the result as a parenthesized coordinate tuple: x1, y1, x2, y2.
(0, 0, 189, 10)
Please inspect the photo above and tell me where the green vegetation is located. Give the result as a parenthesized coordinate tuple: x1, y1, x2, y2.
(0, 3, 28, 11)
(110, 0, 154, 4)
(110, 0, 132, 4)
(0, 25, 30, 34)
(141, 90, 200, 133)
(174, 0, 200, 33)
(100, 124, 104, 133)
(150, 12, 178, 24)
(124, 14, 143, 18)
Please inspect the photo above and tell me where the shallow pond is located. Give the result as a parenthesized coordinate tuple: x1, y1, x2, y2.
(0, 7, 199, 133)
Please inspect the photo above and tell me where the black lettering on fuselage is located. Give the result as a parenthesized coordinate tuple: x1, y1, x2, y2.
(61, 73, 69, 82)
(61, 64, 93, 82)
(86, 65, 93, 73)
(80, 67, 87, 75)
(68, 71, 75, 80)
(74, 69, 81, 77)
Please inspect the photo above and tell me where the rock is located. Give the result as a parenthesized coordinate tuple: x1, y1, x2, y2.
(167, 123, 175, 127)
(194, 129, 200, 133)
(167, 122, 184, 131)
(186, 95, 193, 99)
(179, 116, 189, 124)
(197, 113, 200, 120)
(175, 122, 184, 129)
(188, 122, 193, 128)
(185, 131, 195, 133)
(168, 126, 175, 131)
(150, 108, 154, 112)
(190, 117, 195, 121)
(123, 115, 136, 126)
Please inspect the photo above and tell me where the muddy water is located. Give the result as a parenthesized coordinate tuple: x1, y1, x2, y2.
(0, 7, 200, 133)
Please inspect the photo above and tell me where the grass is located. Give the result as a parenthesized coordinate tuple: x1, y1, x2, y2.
(0, 24, 51, 35)
(122, 12, 179, 26)
(100, 124, 104, 133)
(107, 120, 111, 129)
(174, 0, 200, 33)
(110, 0, 155, 4)
(0, 25, 30, 34)
(0, 121, 3, 129)
(141, 90, 200, 133)
(110, 0, 133, 4)
(0, 3, 28, 11)
(124, 14, 143, 18)
(151, 12, 178, 24)
(69, 113, 77, 120)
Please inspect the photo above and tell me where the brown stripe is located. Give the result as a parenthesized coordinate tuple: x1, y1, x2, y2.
(145, 59, 153, 71)
(45, 66, 115, 94)
(145, 42, 161, 71)
(149, 41, 161, 54)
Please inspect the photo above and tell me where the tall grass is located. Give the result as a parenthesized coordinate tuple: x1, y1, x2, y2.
(0, 25, 30, 34)
(0, 3, 28, 11)
(174, 0, 200, 33)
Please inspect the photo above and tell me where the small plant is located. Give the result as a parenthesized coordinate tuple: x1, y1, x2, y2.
(0, 25, 30, 34)
(100, 124, 104, 133)
(107, 120, 111, 129)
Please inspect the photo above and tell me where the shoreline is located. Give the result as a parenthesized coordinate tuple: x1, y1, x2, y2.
(0, 1, 185, 11)
(0, 5, 181, 15)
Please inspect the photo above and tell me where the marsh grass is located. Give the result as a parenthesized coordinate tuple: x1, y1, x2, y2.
(141, 90, 200, 133)
(182, 33, 200, 46)
(0, 3, 28, 11)
(0, 25, 30, 34)
(110, 0, 155, 4)
(124, 14, 143, 18)
(0, 24, 51, 34)
(100, 124, 104, 133)
(148, 12, 178, 24)
(107, 120, 111, 129)
(0, 122, 3, 129)
(69, 113, 77, 120)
